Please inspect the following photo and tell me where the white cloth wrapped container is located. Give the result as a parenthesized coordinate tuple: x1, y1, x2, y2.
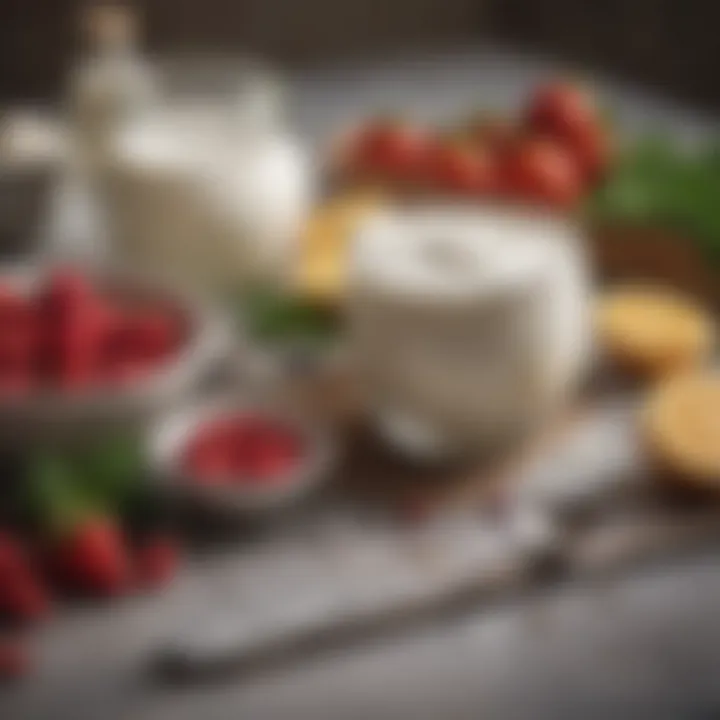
(347, 205, 592, 459)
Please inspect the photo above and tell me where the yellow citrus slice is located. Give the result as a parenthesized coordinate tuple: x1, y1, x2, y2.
(295, 190, 384, 305)
(644, 372, 720, 489)
(595, 286, 714, 379)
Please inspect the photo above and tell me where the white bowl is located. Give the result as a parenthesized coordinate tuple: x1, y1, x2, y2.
(0, 263, 232, 444)
(148, 396, 336, 517)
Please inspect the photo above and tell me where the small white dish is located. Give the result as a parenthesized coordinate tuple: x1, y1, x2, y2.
(148, 396, 336, 517)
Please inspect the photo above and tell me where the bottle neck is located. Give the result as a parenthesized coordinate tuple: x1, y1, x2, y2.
(83, 4, 141, 62)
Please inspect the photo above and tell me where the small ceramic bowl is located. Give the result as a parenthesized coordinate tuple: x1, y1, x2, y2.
(0, 263, 233, 445)
(147, 396, 336, 517)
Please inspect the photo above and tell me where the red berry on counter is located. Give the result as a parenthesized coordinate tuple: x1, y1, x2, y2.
(503, 138, 584, 208)
(0, 573, 50, 625)
(135, 536, 180, 590)
(0, 534, 50, 625)
(52, 518, 130, 597)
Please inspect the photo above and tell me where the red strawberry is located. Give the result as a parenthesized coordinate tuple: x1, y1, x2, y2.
(0, 638, 30, 682)
(135, 536, 180, 590)
(37, 269, 108, 389)
(52, 518, 129, 597)
(0, 574, 49, 624)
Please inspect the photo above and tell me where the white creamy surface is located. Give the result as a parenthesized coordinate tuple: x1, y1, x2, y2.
(353, 208, 571, 302)
(348, 205, 591, 458)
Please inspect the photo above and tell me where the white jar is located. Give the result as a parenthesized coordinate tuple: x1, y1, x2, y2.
(347, 205, 592, 459)
(97, 71, 312, 292)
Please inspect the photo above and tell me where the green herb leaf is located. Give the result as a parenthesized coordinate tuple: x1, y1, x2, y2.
(25, 437, 144, 535)
(238, 286, 338, 346)
(72, 436, 144, 511)
(589, 134, 720, 266)
(26, 454, 96, 534)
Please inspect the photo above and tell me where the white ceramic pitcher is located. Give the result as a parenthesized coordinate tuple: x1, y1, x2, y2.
(96, 70, 312, 291)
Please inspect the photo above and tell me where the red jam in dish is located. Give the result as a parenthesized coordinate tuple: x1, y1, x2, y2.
(183, 413, 305, 487)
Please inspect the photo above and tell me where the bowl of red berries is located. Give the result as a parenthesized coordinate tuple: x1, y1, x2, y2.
(0, 263, 230, 442)
(149, 396, 336, 516)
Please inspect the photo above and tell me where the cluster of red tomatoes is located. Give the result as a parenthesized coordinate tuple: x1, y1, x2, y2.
(341, 81, 612, 209)
(0, 268, 185, 396)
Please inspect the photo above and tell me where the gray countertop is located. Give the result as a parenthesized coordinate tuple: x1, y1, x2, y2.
(4, 550, 720, 720)
(1, 44, 719, 720)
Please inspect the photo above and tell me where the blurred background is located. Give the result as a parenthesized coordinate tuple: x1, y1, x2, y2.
(0, 3, 719, 720)
(1, 0, 719, 111)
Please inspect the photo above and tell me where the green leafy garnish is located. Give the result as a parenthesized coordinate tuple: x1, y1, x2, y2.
(237, 286, 339, 347)
(588, 135, 720, 265)
(25, 436, 145, 534)
(26, 454, 96, 534)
